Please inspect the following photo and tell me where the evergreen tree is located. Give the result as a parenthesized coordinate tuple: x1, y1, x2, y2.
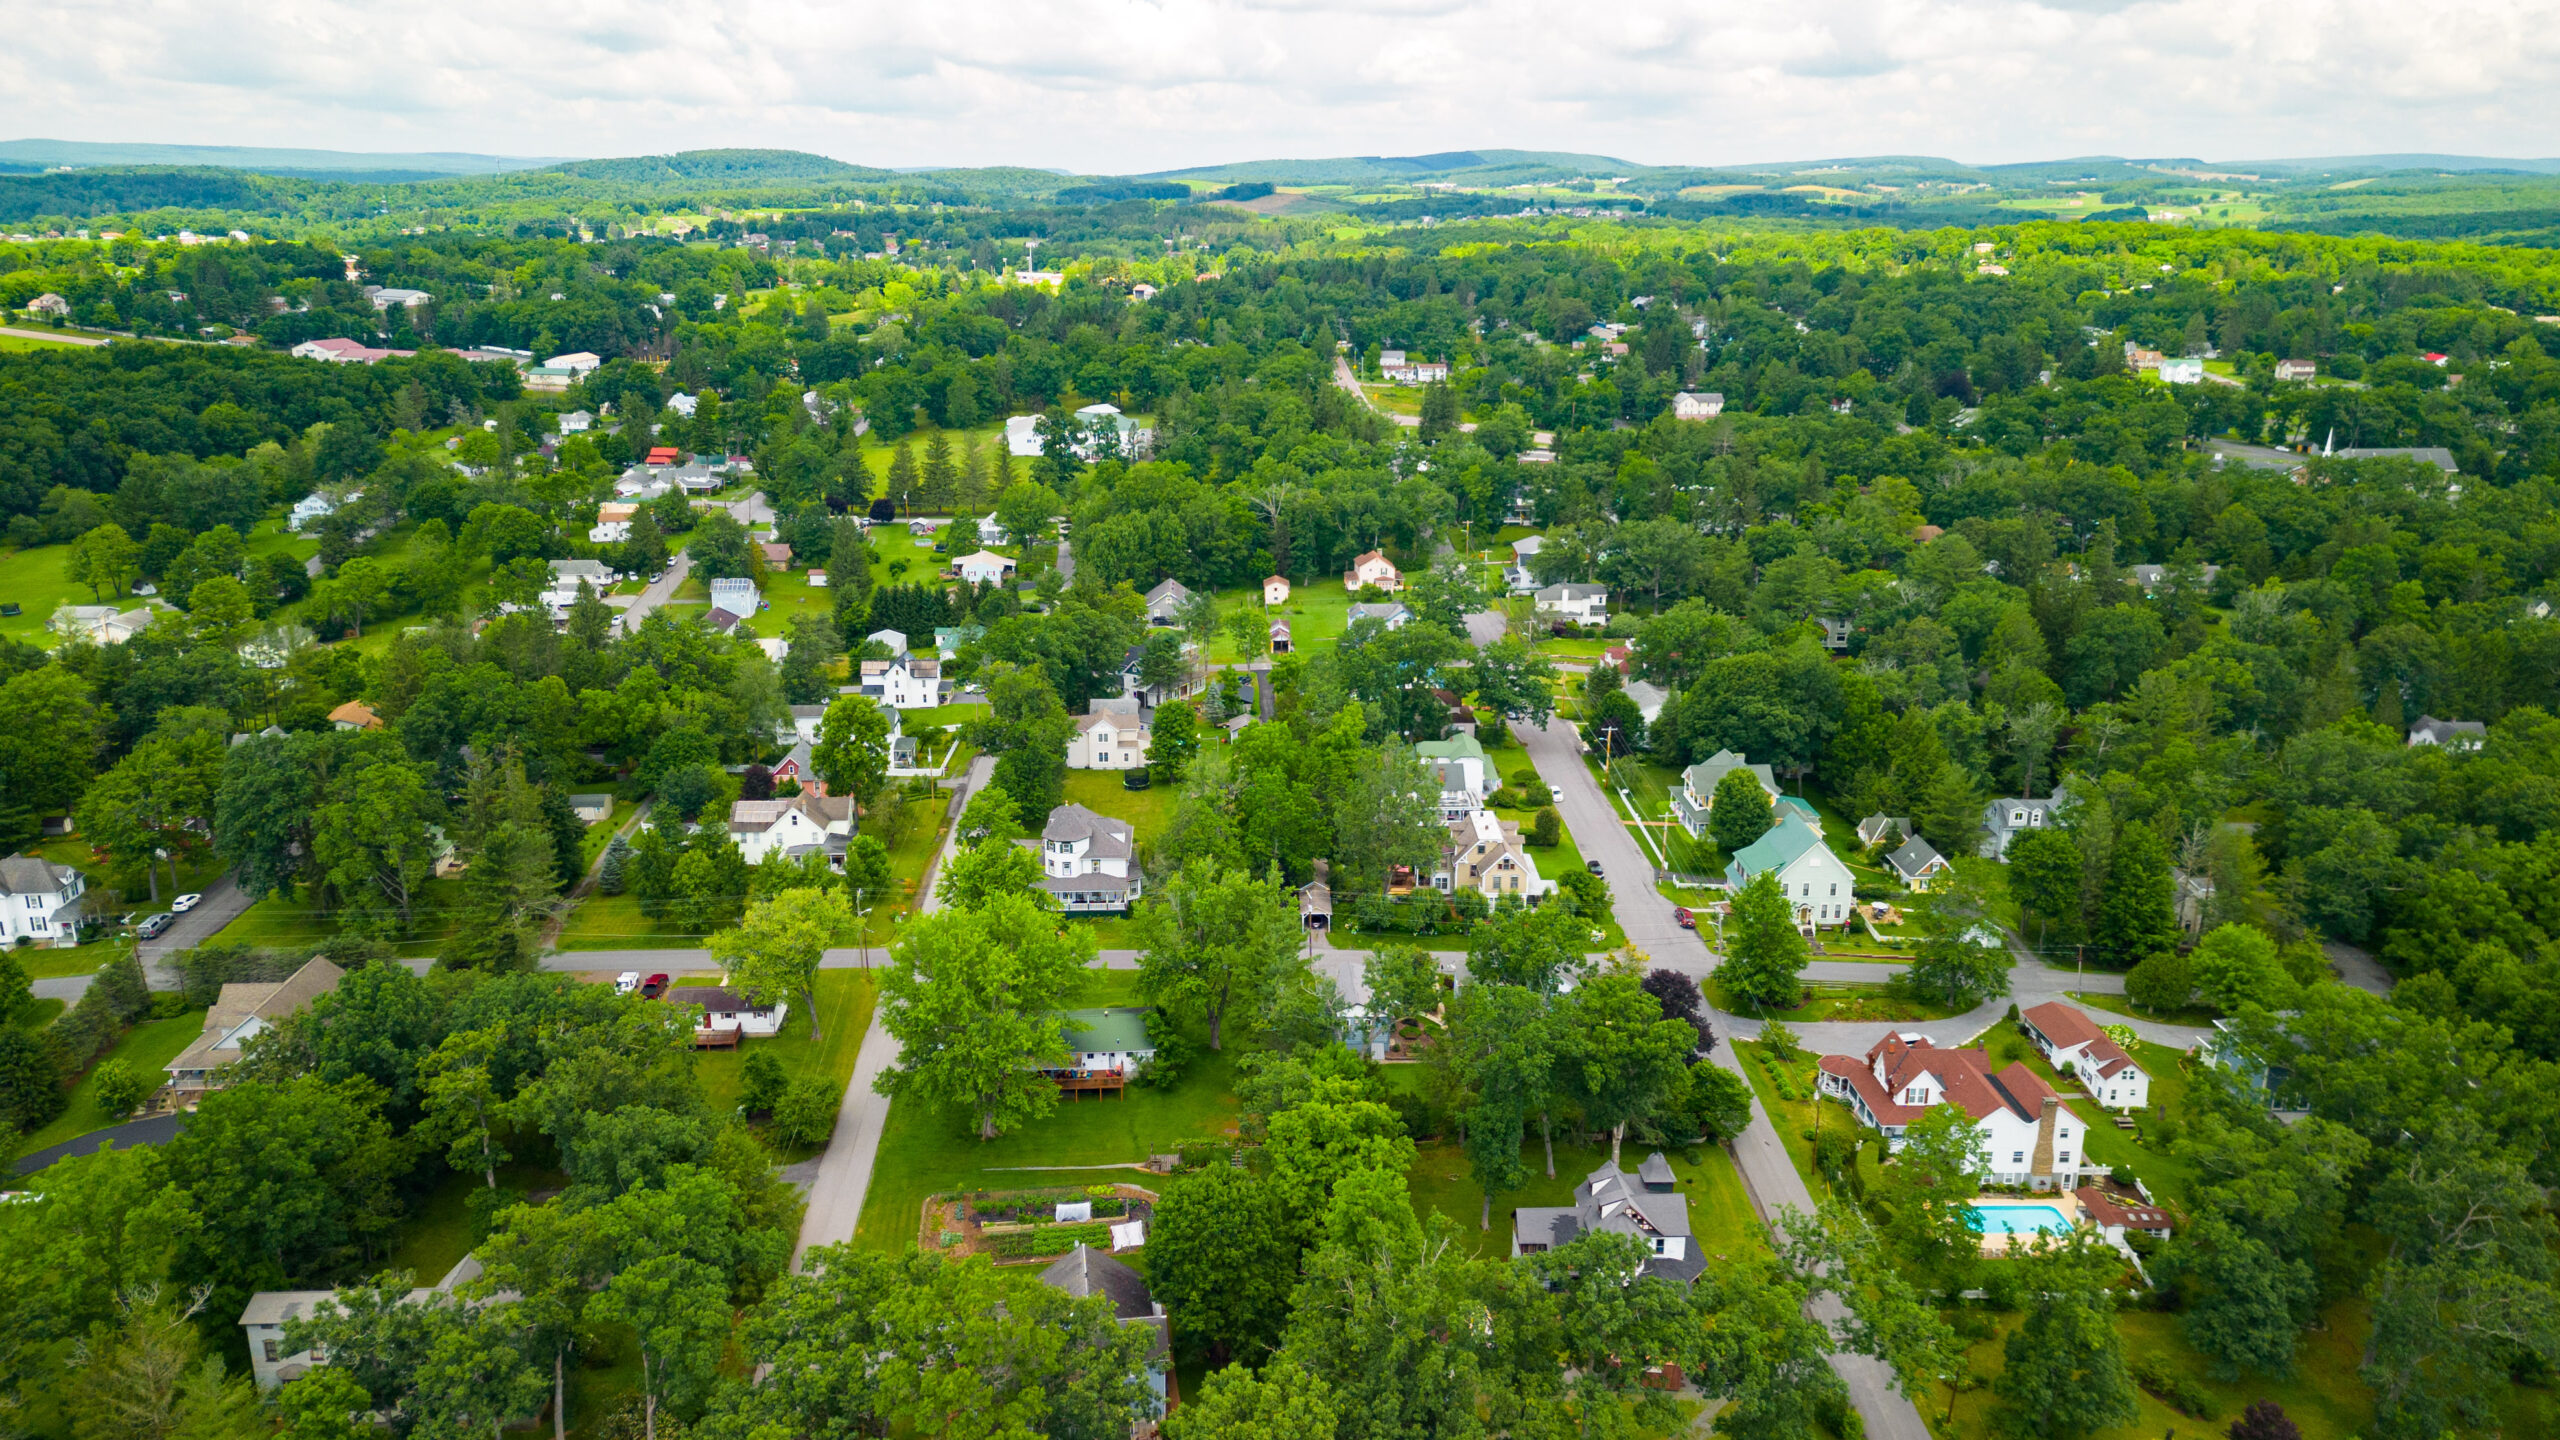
(1720, 870, 1808, 1011)
(1708, 768, 1774, 853)
(2004, 826, 2083, 947)
(920, 432, 958, 512)
(597, 836, 630, 896)
(2090, 820, 2178, 969)
(780, 614, 840, 705)
(1992, 1237, 2140, 1439)
(885, 442, 921, 516)
(957, 433, 988, 514)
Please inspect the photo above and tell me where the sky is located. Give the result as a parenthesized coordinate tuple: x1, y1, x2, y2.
(7, 0, 2560, 173)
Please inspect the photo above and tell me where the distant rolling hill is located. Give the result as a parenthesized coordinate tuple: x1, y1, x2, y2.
(0, 138, 566, 177)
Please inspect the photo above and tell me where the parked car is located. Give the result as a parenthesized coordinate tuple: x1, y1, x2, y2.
(640, 973, 670, 999)
(1674, 907, 1695, 929)
(1584, 860, 1603, 876)
(614, 971, 641, 995)
(170, 893, 203, 913)
(137, 913, 175, 940)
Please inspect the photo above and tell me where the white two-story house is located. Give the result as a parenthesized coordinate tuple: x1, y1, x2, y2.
(1344, 550, 1404, 592)
(1669, 749, 1782, 840)
(1067, 698, 1151, 771)
(1818, 1032, 2086, 1190)
(1512, 1155, 1702, 1282)
(2020, 1002, 2152, 1111)
(0, 854, 85, 947)
(1432, 811, 1551, 900)
(728, 791, 855, 868)
(1026, 804, 1142, 913)
(856, 655, 944, 710)
(1724, 811, 1857, 933)
(1415, 734, 1497, 819)
(1533, 582, 1609, 626)
(1980, 795, 2067, 858)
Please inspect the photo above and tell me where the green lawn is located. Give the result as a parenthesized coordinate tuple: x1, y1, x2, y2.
(381, 1160, 568, 1286)
(853, 971, 1233, 1252)
(1404, 1132, 1767, 1264)
(1199, 585, 1356, 663)
(11, 1007, 208, 1156)
(696, 970, 878, 1161)
(0, 539, 98, 648)
(576, 800, 639, 871)
(2068, 987, 2222, 1028)
(1731, 1040, 1880, 1203)
(15, 997, 66, 1029)
(1059, 768, 1177, 851)
(1715, 978, 1966, 1024)
(1943, 1302, 2393, 1440)
(898, 702, 993, 731)
(554, 890, 717, 951)
(211, 876, 468, 957)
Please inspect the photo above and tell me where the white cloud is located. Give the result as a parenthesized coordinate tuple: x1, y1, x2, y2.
(3, 0, 2557, 171)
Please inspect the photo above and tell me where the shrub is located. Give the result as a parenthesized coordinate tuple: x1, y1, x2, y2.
(1531, 806, 1562, 847)
(89, 1058, 150, 1116)
(770, 1075, 840, 1147)
(2227, 1400, 2302, 1440)
(2133, 1356, 2218, 1420)
(2126, 951, 2196, 1014)
(1133, 1011, 1196, 1089)
(740, 1049, 788, 1116)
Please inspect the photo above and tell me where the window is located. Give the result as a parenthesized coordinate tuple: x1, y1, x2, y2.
(2011, 1151, 2025, 1163)
(262, 1340, 279, 1362)
(2057, 1153, 2072, 1166)
(1829, 883, 1837, 896)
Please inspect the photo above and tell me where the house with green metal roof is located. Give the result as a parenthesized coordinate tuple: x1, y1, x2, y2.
(1724, 812, 1859, 935)
(1671, 749, 1781, 839)
(1053, 1008, 1158, 1072)
(1415, 733, 1496, 818)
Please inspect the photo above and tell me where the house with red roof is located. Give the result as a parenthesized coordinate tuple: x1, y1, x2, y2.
(2074, 1184, 2173, 1242)
(1818, 1032, 2090, 1190)
(2018, 1001, 2151, 1111)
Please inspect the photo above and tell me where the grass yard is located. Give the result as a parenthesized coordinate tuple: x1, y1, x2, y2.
(853, 971, 1237, 1251)
(0, 539, 98, 647)
(554, 891, 715, 950)
(18, 940, 129, 980)
(1059, 769, 1177, 851)
(575, 799, 639, 871)
(696, 970, 879, 1161)
(11, 1007, 208, 1156)
(752, 567, 837, 633)
(1715, 978, 1967, 1024)
(382, 1160, 570, 1286)
(898, 701, 993, 731)
(2068, 987, 2222, 1028)
(211, 876, 469, 957)
(1731, 1040, 1882, 1203)
(1940, 1303, 2400, 1440)
(1198, 585, 1356, 663)
(15, 997, 67, 1029)
(1403, 1131, 1768, 1265)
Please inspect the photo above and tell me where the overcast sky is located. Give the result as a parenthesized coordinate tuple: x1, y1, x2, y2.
(7, 0, 2559, 173)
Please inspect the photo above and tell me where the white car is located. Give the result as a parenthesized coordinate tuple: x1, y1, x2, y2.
(169, 893, 203, 914)
(614, 971, 641, 995)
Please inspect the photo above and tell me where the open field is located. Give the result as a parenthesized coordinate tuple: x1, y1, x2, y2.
(10, 1008, 208, 1157)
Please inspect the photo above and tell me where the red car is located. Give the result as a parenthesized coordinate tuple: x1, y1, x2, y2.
(640, 973, 670, 999)
(1673, 907, 1696, 930)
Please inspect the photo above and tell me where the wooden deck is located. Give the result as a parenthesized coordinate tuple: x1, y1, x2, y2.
(1042, 1069, 1127, 1099)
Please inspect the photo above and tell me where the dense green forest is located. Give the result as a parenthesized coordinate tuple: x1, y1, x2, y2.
(2, 195, 2559, 1440)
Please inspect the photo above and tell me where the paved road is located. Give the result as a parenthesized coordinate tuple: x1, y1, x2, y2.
(614, 549, 694, 635)
(1513, 716, 1933, 1440)
(1332, 355, 1421, 429)
(1463, 609, 1507, 647)
(791, 753, 992, 1265)
(0, 326, 107, 347)
(138, 875, 252, 969)
(1056, 538, 1075, 584)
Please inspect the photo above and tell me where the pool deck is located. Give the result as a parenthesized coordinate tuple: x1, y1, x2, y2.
(1971, 1192, 2085, 1254)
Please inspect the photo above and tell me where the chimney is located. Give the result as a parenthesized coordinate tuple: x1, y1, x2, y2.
(2029, 1095, 2060, 1180)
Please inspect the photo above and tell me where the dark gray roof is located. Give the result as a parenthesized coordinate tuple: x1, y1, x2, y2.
(1043, 803, 1132, 857)
(1637, 1153, 1676, 1190)
(1886, 834, 1946, 879)
(0, 855, 75, 896)
(1037, 1243, 1155, 1321)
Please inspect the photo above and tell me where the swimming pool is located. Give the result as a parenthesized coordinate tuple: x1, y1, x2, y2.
(1969, 1204, 2072, 1236)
